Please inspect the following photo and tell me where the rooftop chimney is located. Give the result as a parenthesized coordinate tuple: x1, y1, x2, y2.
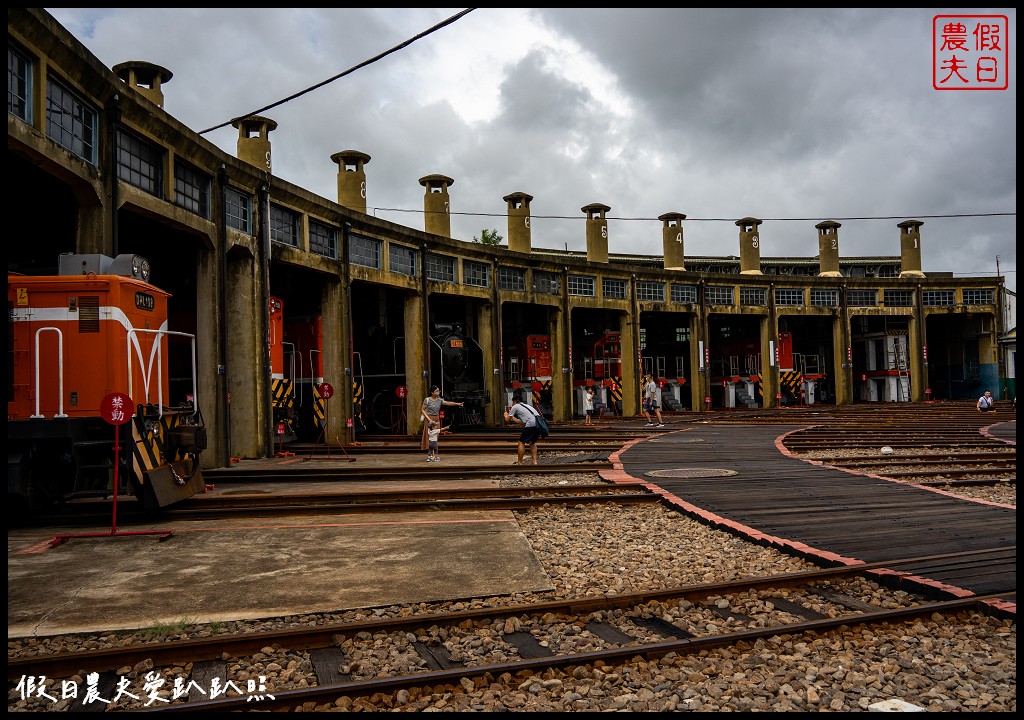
(582, 203, 611, 263)
(419, 175, 454, 238)
(815, 220, 842, 277)
(736, 216, 763, 275)
(897, 220, 925, 277)
(331, 150, 371, 214)
(504, 191, 533, 253)
(659, 212, 687, 270)
(112, 61, 172, 108)
(232, 116, 277, 172)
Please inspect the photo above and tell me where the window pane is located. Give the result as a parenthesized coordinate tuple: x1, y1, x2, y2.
(173, 159, 210, 218)
(426, 253, 455, 282)
(224, 187, 251, 233)
(349, 234, 381, 268)
(270, 204, 299, 247)
(309, 220, 337, 259)
(8, 43, 32, 122)
(568, 275, 596, 296)
(47, 74, 97, 164)
(116, 130, 162, 195)
(498, 266, 526, 291)
(389, 244, 417, 276)
(463, 260, 490, 288)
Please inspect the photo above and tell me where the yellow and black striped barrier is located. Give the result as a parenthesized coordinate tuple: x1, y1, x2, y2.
(780, 370, 802, 398)
(313, 384, 326, 431)
(609, 376, 623, 408)
(352, 380, 364, 425)
(271, 377, 294, 413)
(533, 379, 553, 406)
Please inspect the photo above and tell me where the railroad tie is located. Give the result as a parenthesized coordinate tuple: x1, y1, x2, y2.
(584, 620, 636, 645)
(630, 615, 694, 640)
(309, 647, 353, 685)
(502, 631, 552, 659)
(189, 659, 227, 703)
(766, 597, 829, 621)
(711, 606, 755, 624)
(67, 670, 118, 712)
(412, 641, 463, 670)
(812, 588, 884, 613)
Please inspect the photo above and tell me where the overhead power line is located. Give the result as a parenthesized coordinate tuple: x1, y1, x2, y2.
(372, 208, 1015, 222)
(198, 8, 476, 135)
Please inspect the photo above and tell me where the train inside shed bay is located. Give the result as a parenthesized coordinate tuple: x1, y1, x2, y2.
(7, 254, 208, 513)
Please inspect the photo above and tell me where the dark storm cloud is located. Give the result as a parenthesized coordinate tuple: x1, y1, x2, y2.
(43, 7, 1017, 289)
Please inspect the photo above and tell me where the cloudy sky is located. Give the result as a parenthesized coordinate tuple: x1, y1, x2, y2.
(48, 8, 1016, 292)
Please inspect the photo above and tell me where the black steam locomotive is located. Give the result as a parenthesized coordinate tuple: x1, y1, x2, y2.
(357, 320, 489, 431)
(429, 322, 488, 427)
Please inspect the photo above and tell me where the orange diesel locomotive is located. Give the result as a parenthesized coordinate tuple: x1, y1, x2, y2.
(7, 254, 207, 511)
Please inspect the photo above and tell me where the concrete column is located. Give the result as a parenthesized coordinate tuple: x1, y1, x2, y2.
(226, 251, 261, 458)
(816, 220, 841, 277)
(660, 212, 686, 270)
(475, 300, 497, 422)
(195, 245, 220, 464)
(583, 203, 610, 263)
(404, 293, 427, 436)
(620, 312, 638, 416)
(232, 116, 277, 173)
(736, 216, 763, 275)
(76, 205, 106, 255)
(908, 314, 924, 401)
(688, 314, 702, 411)
(320, 280, 345, 435)
(504, 191, 533, 254)
(760, 316, 776, 407)
(549, 307, 568, 421)
(831, 314, 850, 405)
(331, 151, 371, 214)
(898, 219, 925, 277)
(420, 174, 454, 238)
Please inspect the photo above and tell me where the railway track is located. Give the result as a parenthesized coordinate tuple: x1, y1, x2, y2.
(9, 549, 1011, 712)
(203, 461, 611, 483)
(777, 410, 1015, 487)
(31, 475, 653, 528)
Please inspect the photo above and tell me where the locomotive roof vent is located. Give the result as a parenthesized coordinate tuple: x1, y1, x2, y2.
(58, 253, 151, 282)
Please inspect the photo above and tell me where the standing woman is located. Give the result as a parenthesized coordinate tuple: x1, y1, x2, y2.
(421, 384, 463, 450)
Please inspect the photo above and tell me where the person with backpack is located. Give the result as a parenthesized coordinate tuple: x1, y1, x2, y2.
(504, 401, 549, 466)
(977, 390, 995, 412)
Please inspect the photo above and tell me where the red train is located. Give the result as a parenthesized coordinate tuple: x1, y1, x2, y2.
(572, 330, 624, 415)
(504, 334, 553, 409)
(269, 296, 326, 443)
(7, 254, 207, 512)
(709, 330, 827, 406)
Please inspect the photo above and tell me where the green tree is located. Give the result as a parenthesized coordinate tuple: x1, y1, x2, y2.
(473, 228, 503, 245)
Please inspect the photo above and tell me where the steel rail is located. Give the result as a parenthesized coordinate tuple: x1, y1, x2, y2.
(204, 461, 612, 482)
(145, 592, 1015, 711)
(9, 546, 1013, 683)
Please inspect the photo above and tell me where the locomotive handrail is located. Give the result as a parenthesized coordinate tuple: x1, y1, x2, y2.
(126, 328, 199, 419)
(429, 334, 448, 397)
(282, 342, 298, 405)
(310, 349, 322, 383)
(32, 327, 69, 419)
(352, 351, 364, 387)
(393, 336, 403, 375)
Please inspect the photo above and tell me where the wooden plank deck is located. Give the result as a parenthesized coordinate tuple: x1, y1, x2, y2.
(613, 423, 1016, 600)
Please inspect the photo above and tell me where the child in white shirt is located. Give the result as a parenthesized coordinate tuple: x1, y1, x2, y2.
(426, 422, 441, 461)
